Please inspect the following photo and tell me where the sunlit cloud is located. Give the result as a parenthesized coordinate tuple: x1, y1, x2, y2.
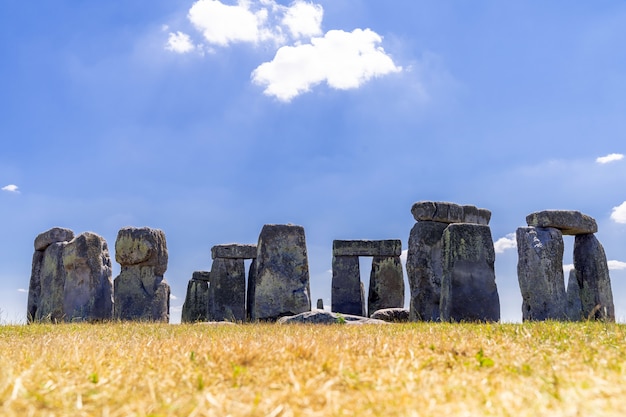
(166, 31, 196, 53)
(17, 288, 28, 293)
(494, 233, 517, 254)
(608, 260, 626, 271)
(596, 153, 624, 164)
(611, 201, 626, 224)
(563, 264, 575, 274)
(1, 184, 19, 193)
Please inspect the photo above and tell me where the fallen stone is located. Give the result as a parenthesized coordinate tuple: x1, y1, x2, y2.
(277, 310, 389, 325)
(251, 224, 311, 321)
(209, 257, 246, 322)
(368, 255, 404, 317)
(115, 227, 168, 275)
(440, 223, 500, 322)
(516, 227, 567, 321)
(196, 321, 237, 326)
(181, 278, 210, 323)
(573, 233, 615, 321)
(406, 221, 447, 321)
(34, 227, 75, 251)
(526, 210, 597, 235)
(411, 201, 491, 225)
(332, 239, 402, 257)
(370, 308, 410, 322)
(331, 255, 363, 316)
(62, 232, 113, 321)
(211, 244, 257, 260)
(566, 269, 583, 321)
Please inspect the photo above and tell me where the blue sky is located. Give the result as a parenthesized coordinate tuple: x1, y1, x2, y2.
(2, 0, 626, 323)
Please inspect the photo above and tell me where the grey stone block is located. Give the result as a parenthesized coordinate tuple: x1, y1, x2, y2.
(211, 244, 257, 260)
(566, 269, 583, 321)
(332, 239, 402, 257)
(526, 210, 597, 235)
(34, 227, 75, 251)
(192, 271, 211, 282)
(181, 279, 210, 323)
(370, 308, 410, 322)
(368, 256, 404, 317)
(411, 201, 491, 225)
(209, 257, 246, 322)
(331, 255, 363, 316)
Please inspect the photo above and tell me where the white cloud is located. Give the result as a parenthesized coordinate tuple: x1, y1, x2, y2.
(252, 29, 402, 101)
(400, 249, 408, 264)
(611, 201, 626, 224)
(596, 153, 624, 164)
(282, 1, 323, 39)
(188, 0, 273, 46)
(494, 233, 517, 254)
(563, 264, 575, 274)
(170, 294, 178, 300)
(1, 184, 19, 193)
(17, 288, 27, 293)
(165, 31, 196, 53)
(608, 260, 626, 271)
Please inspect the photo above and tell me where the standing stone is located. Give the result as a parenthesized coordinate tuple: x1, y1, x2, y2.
(251, 224, 311, 321)
(566, 269, 583, 321)
(181, 274, 210, 323)
(331, 255, 363, 316)
(27, 251, 44, 322)
(360, 282, 367, 317)
(246, 260, 257, 321)
(316, 299, 324, 310)
(62, 232, 113, 321)
(114, 227, 170, 322)
(406, 221, 448, 321)
(573, 233, 615, 321)
(209, 258, 246, 322)
(516, 227, 567, 321)
(36, 242, 68, 322)
(368, 256, 404, 317)
(440, 223, 500, 322)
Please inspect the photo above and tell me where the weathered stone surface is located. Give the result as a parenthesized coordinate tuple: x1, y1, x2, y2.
(209, 258, 246, 322)
(516, 227, 567, 321)
(115, 227, 168, 275)
(368, 256, 404, 317)
(360, 282, 367, 317)
(566, 269, 583, 321)
(573, 234, 615, 321)
(251, 224, 311, 321)
(114, 227, 170, 322)
(411, 201, 491, 225)
(277, 310, 389, 325)
(34, 242, 67, 322)
(246, 260, 256, 321)
(34, 227, 74, 251)
(331, 255, 363, 316)
(192, 271, 211, 282)
(27, 251, 44, 322)
(62, 232, 113, 321)
(440, 224, 500, 322)
(332, 240, 402, 257)
(370, 308, 410, 322)
(406, 221, 447, 321)
(181, 279, 210, 323)
(526, 210, 597, 235)
(211, 244, 257, 260)
(317, 299, 324, 310)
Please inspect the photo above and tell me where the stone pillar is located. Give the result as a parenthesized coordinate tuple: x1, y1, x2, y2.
(114, 227, 170, 322)
(209, 258, 246, 322)
(368, 255, 404, 317)
(247, 260, 257, 321)
(181, 271, 210, 323)
(573, 233, 615, 321)
(516, 226, 567, 321)
(331, 255, 363, 316)
(316, 299, 324, 310)
(440, 223, 500, 322)
(251, 224, 311, 321)
(566, 269, 583, 321)
(406, 221, 447, 321)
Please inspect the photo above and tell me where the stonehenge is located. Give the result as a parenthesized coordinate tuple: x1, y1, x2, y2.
(181, 271, 210, 323)
(517, 210, 615, 322)
(407, 202, 500, 322)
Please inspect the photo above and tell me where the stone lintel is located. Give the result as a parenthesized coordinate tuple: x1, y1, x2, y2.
(411, 201, 491, 225)
(192, 271, 211, 282)
(211, 244, 257, 260)
(526, 210, 597, 235)
(332, 240, 402, 257)
(34, 227, 75, 251)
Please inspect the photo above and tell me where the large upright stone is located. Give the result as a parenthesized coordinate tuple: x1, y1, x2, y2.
(440, 223, 500, 322)
(251, 224, 311, 321)
(181, 274, 210, 323)
(114, 227, 170, 322)
(209, 258, 246, 322)
(35, 242, 68, 322)
(331, 255, 363, 316)
(526, 210, 597, 235)
(411, 201, 491, 225)
(368, 256, 404, 317)
(406, 221, 448, 321)
(573, 234, 615, 321)
(566, 269, 583, 321)
(516, 227, 567, 321)
(62, 232, 113, 321)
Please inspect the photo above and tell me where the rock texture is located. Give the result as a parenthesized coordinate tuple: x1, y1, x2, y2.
(277, 310, 388, 325)
(573, 233, 615, 321)
(406, 221, 447, 321)
(181, 273, 210, 323)
(332, 240, 401, 257)
(526, 210, 597, 235)
(114, 227, 170, 322)
(566, 269, 583, 321)
(370, 308, 410, 322)
(331, 255, 363, 316)
(250, 224, 311, 321)
(516, 227, 567, 321)
(209, 257, 246, 322)
(411, 201, 491, 225)
(367, 255, 404, 316)
(440, 224, 500, 322)
(211, 244, 257, 260)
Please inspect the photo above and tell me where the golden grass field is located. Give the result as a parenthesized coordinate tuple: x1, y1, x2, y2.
(1, 321, 626, 416)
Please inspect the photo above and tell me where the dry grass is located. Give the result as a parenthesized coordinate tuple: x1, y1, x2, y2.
(1, 321, 626, 416)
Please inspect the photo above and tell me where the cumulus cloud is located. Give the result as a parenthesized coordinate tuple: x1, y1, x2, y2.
(596, 153, 624, 164)
(563, 264, 575, 274)
(494, 233, 517, 254)
(166, 31, 196, 53)
(252, 29, 401, 101)
(281, 1, 323, 39)
(17, 288, 27, 293)
(611, 201, 626, 224)
(1, 184, 19, 193)
(608, 260, 626, 271)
